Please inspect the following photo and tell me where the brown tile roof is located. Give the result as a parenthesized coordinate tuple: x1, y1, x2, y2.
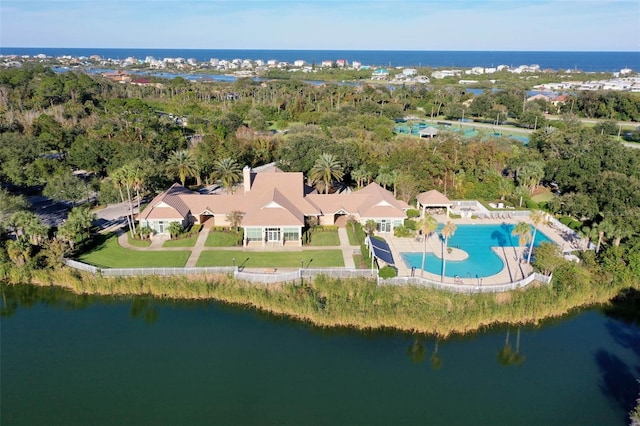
(140, 171, 408, 227)
(138, 183, 195, 221)
(416, 189, 451, 206)
(356, 183, 410, 217)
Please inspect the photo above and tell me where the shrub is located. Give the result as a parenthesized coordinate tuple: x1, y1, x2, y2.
(406, 209, 420, 218)
(394, 225, 412, 238)
(404, 219, 418, 230)
(559, 216, 582, 231)
(379, 265, 398, 279)
(526, 199, 539, 209)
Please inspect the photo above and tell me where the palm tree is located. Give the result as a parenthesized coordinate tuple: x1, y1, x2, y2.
(512, 221, 532, 263)
(363, 219, 377, 236)
(375, 171, 394, 192)
(600, 215, 635, 248)
(212, 157, 242, 194)
(419, 214, 438, 278)
(226, 210, 244, 231)
(58, 206, 96, 250)
(111, 168, 135, 237)
(166, 149, 198, 186)
(441, 221, 457, 282)
(527, 210, 546, 264)
(168, 221, 183, 239)
(6, 238, 32, 267)
(352, 167, 369, 189)
(9, 211, 47, 246)
(129, 165, 145, 213)
(121, 165, 138, 238)
(309, 153, 344, 194)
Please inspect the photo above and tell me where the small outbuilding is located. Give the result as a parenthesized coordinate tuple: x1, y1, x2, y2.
(416, 189, 452, 216)
(418, 126, 439, 138)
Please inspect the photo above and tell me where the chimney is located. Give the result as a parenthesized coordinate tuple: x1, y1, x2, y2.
(243, 166, 251, 193)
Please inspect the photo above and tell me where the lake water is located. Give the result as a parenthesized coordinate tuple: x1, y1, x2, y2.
(1, 284, 638, 426)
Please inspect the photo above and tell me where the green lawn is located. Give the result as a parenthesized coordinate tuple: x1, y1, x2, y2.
(196, 250, 344, 268)
(78, 234, 190, 268)
(309, 230, 340, 246)
(163, 235, 198, 248)
(205, 231, 241, 247)
(532, 191, 555, 203)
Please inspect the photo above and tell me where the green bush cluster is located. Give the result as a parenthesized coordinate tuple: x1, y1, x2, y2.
(394, 225, 413, 238)
(174, 224, 203, 240)
(403, 219, 418, 230)
(559, 216, 582, 231)
(378, 265, 398, 279)
(406, 209, 420, 218)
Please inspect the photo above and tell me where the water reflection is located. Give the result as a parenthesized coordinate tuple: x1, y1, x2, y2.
(497, 328, 526, 367)
(129, 297, 159, 325)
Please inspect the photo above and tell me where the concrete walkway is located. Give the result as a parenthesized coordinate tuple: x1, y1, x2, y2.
(185, 227, 210, 267)
(338, 227, 356, 268)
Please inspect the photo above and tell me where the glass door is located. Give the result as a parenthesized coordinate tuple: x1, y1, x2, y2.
(266, 228, 281, 242)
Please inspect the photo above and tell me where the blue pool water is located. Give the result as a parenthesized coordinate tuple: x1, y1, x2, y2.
(402, 223, 552, 278)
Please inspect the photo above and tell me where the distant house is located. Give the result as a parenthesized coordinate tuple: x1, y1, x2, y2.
(139, 164, 410, 245)
(372, 68, 389, 80)
(102, 70, 131, 83)
(551, 95, 569, 111)
(336, 59, 348, 67)
(527, 94, 551, 102)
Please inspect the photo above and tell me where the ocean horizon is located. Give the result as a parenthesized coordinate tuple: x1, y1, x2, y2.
(1, 48, 638, 72)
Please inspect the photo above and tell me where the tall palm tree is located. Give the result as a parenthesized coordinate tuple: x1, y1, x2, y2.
(420, 214, 438, 278)
(309, 153, 344, 194)
(121, 165, 138, 238)
(527, 210, 546, 264)
(166, 149, 198, 186)
(212, 157, 242, 194)
(441, 221, 457, 282)
(111, 168, 135, 237)
(129, 165, 145, 213)
(512, 221, 532, 263)
(352, 167, 369, 189)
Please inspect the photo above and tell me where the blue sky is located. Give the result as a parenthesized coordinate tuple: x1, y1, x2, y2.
(1, 0, 639, 51)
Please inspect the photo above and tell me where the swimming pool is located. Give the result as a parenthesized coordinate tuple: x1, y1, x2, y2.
(401, 223, 552, 278)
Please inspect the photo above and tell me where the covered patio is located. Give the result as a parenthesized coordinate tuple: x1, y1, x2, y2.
(416, 189, 452, 216)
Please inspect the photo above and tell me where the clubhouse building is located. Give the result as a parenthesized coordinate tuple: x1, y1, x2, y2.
(138, 164, 411, 246)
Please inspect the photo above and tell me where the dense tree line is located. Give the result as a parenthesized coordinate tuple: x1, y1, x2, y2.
(0, 65, 639, 287)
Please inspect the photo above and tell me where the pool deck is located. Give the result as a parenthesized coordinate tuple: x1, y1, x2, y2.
(385, 213, 572, 286)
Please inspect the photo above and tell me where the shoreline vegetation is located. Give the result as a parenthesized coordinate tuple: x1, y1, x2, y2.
(12, 266, 637, 337)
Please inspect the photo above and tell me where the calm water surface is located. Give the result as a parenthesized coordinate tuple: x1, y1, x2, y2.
(1, 285, 638, 426)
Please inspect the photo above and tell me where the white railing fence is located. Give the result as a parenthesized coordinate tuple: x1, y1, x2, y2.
(63, 260, 550, 292)
(380, 272, 551, 294)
